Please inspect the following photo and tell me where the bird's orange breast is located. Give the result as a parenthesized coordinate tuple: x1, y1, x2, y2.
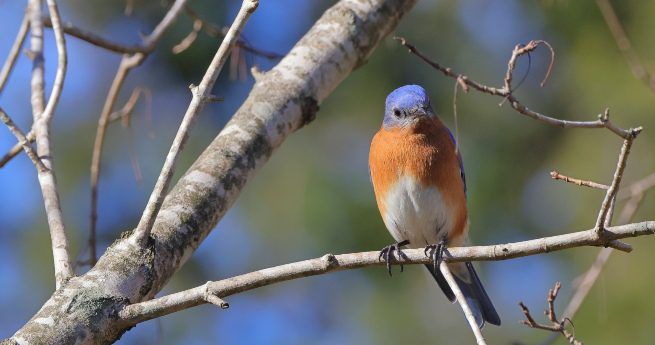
(369, 117, 468, 240)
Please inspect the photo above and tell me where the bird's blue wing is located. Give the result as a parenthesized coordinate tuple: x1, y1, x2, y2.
(447, 129, 467, 197)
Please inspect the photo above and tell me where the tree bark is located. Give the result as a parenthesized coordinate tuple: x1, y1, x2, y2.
(7, 0, 417, 343)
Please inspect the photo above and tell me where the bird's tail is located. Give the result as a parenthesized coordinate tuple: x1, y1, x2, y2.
(424, 262, 501, 328)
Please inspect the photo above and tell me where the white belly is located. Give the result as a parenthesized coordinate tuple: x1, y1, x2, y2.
(381, 175, 453, 248)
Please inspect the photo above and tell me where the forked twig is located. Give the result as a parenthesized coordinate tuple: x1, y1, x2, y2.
(395, 36, 640, 139)
(519, 282, 582, 345)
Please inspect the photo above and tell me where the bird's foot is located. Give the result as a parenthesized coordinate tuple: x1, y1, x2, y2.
(378, 240, 410, 276)
(424, 239, 447, 273)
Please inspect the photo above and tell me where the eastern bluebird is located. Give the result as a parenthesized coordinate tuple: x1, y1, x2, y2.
(368, 85, 500, 327)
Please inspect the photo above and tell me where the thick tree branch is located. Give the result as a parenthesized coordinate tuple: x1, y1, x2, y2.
(117, 221, 655, 324)
(9, 1, 418, 343)
(132, 0, 259, 245)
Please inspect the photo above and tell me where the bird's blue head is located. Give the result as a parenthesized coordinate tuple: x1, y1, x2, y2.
(383, 85, 435, 129)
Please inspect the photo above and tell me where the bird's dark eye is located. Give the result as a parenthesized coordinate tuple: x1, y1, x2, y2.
(393, 109, 401, 117)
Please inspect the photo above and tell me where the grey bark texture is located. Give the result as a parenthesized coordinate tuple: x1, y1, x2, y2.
(7, 0, 417, 343)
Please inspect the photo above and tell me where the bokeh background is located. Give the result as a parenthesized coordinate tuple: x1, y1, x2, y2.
(1, 0, 655, 344)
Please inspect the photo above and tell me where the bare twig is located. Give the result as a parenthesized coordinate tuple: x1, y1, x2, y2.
(203, 283, 229, 309)
(88, 0, 188, 266)
(550, 171, 609, 190)
(0, 13, 29, 93)
(595, 0, 655, 94)
(0, 130, 35, 168)
(172, 18, 202, 54)
(395, 37, 639, 139)
(132, 0, 260, 245)
(107, 87, 144, 128)
(543, 173, 650, 345)
(28, 0, 74, 289)
(42, 16, 146, 55)
(183, 5, 282, 60)
(41, 0, 67, 124)
(519, 282, 582, 345)
(440, 263, 487, 345)
(0, 108, 45, 171)
(594, 134, 637, 237)
(618, 172, 655, 200)
(117, 221, 655, 324)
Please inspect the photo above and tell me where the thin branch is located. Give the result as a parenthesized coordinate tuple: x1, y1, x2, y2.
(550, 170, 655, 202)
(172, 18, 202, 54)
(618, 172, 655, 200)
(543, 177, 649, 345)
(519, 282, 582, 345)
(88, 0, 188, 266)
(440, 263, 487, 345)
(117, 220, 655, 324)
(183, 5, 283, 60)
(107, 87, 144, 125)
(131, 0, 259, 245)
(547, 180, 653, 338)
(28, 0, 74, 289)
(0, 130, 35, 168)
(41, 0, 67, 124)
(0, 12, 29, 93)
(594, 135, 636, 236)
(550, 171, 609, 190)
(83, 87, 145, 264)
(394, 37, 640, 139)
(595, 0, 655, 95)
(42, 16, 146, 55)
(0, 107, 46, 171)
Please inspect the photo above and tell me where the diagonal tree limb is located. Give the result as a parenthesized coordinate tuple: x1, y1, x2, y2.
(8, 1, 419, 343)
